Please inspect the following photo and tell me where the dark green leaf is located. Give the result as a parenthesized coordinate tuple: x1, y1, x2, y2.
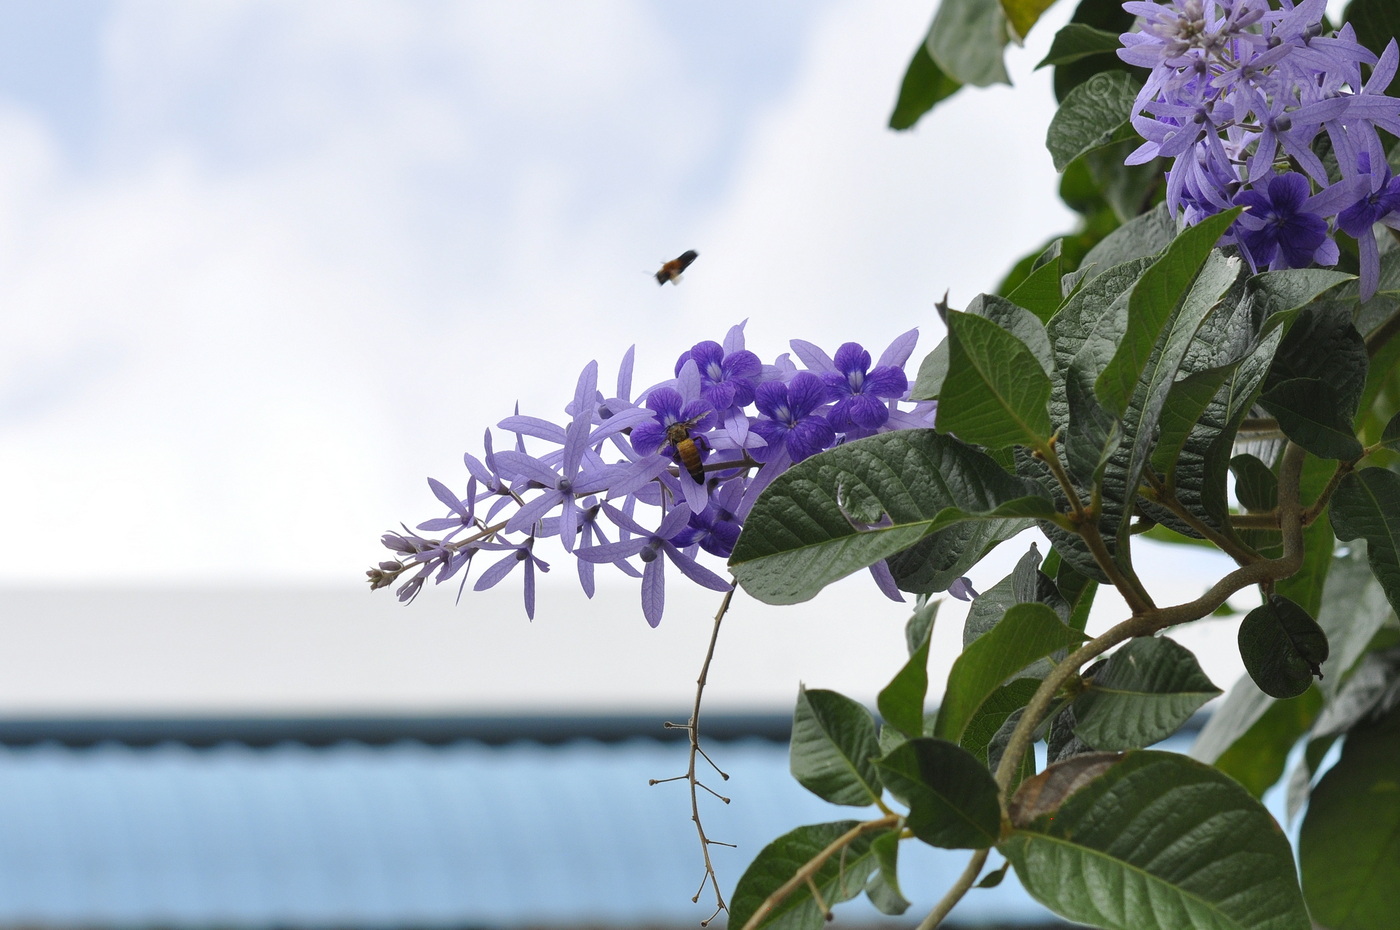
(889, 42, 961, 130)
(1331, 467, 1400, 619)
(1230, 454, 1278, 512)
(730, 430, 1049, 604)
(937, 310, 1053, 448)
(1001, 0, 1058, 41)
(1239, 594, 1330, 699)
(1299, 702, 1400, 930)
(1002, 751, 1311, 930)
(1216, 687, 1321, 799)
(875, 738, 1001, 849)
(1382, 410, 1400, 451)
(1095, 209, 1241, 417)
(1315, 540, 1396, 699)
(926, 0, 1012, 87)
(1078, 202, 1177, 276)
(961, 677, 1041, 764)
(790, 687, 883, 807)
(976, 860, 1011, 888)
(1264, 301, 1368, 419)
(1004, 239, 1065, 323)
(964, 293, 1054, 373)
(1046, 70, 1139, 172)
(964, 542, 1070, 645)
(879, 633, 931, 740)
(910, 337, 948, 400)
(935, 602, 1085, 743)
(1258, 378, 1364, 461)
(729, 821, 889, 930)
(904, 596, 939, 657)
(864, 832, 910, 916)
(1037, 22, 1123, 68)
(1072, 636, 1222, 750)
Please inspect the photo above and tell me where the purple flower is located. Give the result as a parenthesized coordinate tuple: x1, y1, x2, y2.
(948, 576, 979, 601)
(1232, 172, 1340, 270)
(416, 477, 478, 541)
(1338, 152, 1400, 300)
(629, 387, 715, 458)
(822, 342, 909, 433)
(474, 538, 550, 619)
(671, 481, 745, 558)
(675, 340, 762, 411)
(751, 372, 835, 463)
(575, 504, 732, 627)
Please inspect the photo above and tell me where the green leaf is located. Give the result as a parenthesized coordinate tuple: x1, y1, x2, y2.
(937, 310, 1053, 448)
(911, 337, 948, 400)
(1258, 378, 1364, 460)
(730, 430, 1048, 604)
(729, 821, 890, 930)
(1037, 22, 1123, 68)
(1071, 636, 1222, 750)
(935, 602, 1085, 743)
(875, 738, 1001, 849)
(1382, 410, 1400, 451)
(889, 41, 961, 130)
(1002, 751, 1311, 930)
(1079, 202, 1177, 276)
(1212, 686, 1321, 799)
(965, 293, 1054, 373)
(961, 677, 1042, 764)
(1263, 301, 1368, 419)
(1331, 468, 1400, 620)
(864, 832, 911, 916)
(1005, 239, 1066, 322)
(1095, 209, 1242, 417)
(1299, 702, 1400, 930)
(926, 0, 1012, 87)
(1314, 540, 1397, 699)
(1046, 70, 1139, 172)
(903, 596, 940, 657)
(879, 633, 931, 740)
(1001, 0, 1058, 41)
(790, 687, 883, 807)
(1230, 453, 1278, 512)
(1238, 594, 1330, 699)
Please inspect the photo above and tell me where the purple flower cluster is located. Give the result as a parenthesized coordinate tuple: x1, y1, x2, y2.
(368, 323, 936, 627)
(1119, 0, 1400, 298)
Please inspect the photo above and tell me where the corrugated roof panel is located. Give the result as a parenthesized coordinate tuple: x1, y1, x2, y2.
(0, 736, 1079, 927)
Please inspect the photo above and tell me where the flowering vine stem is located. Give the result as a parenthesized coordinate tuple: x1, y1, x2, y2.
(650, 583, 738, 926)
(918, 442, 1311, 929)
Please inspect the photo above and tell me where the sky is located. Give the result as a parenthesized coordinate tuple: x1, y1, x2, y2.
(0, 1, 1260, 715)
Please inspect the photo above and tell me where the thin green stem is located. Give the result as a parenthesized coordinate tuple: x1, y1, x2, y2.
(917, 849, 990, 930)
(737, 815, 901, 930)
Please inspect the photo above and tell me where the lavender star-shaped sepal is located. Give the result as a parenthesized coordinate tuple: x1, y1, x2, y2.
(822, 342, 909, 433)
(473, 539, 550, 620)
(574, 503, 732, 627)
(416, 477, 478, 541)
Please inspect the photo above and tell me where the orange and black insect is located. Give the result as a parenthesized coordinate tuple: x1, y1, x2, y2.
(665, 414, 708, 483)
(655, 249, 699, 285)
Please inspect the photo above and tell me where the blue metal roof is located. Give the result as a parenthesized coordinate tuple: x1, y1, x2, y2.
(0, 733, 1077, 928)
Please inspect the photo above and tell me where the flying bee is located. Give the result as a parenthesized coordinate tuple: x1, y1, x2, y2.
(655, 249, 699, 285)
(665, 414, 709, 483)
